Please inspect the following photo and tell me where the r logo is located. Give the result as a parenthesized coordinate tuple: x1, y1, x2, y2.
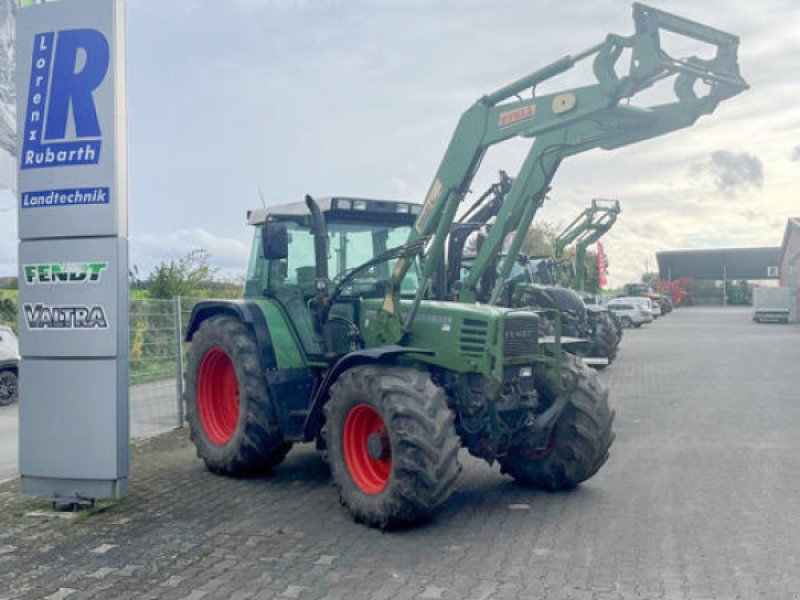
(21, 29, 110, 170)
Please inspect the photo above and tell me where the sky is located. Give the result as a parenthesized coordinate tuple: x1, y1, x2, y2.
(0, 0, 798, 287)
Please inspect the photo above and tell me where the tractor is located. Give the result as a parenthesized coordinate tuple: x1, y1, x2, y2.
(446, 178, 623, 368)
(183, 3, 746, 528)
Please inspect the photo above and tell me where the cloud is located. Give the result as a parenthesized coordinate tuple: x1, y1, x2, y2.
(131, 228, 250, 280)
(793, 146, 800, 161)
(690, 151, 764, 195)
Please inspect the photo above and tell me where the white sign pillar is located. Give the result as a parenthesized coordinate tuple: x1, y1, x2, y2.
(16, 0, 128, 502)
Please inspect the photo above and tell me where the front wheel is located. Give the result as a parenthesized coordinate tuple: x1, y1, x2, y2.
(588, 313, 619, 369)
(0, 369, 17, 406)
(322, 365, 461, 528)
(499, 353, 615, 490)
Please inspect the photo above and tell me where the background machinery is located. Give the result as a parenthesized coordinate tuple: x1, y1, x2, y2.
(553, 200, 621, 293)
(445, 177, 621, 368)
(183, 3, 746, 528)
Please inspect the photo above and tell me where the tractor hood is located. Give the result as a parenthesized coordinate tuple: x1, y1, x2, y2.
(360, 299, 541, 378)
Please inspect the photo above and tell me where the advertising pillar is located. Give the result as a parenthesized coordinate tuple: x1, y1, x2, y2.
(16, 0, 128, 502)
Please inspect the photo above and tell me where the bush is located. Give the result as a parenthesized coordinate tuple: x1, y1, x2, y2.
(0, 293, 16, 332)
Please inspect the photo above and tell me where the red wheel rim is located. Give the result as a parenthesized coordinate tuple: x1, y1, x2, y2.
(528, 433, 556, 460)
(198, 347, 240, 445)
(343, 404, 391, 494)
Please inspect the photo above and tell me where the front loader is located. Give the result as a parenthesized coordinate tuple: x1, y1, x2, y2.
(183, 3, 746, 528)
(553, 199, 624, 363)
(553, 199, 622, 293)
(444, 178, 623, 368)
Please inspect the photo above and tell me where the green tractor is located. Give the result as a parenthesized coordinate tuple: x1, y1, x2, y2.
(183, 3, 746, 527)
(185, 196, 599, 527)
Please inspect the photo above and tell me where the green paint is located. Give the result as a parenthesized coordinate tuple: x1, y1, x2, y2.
(250, 299, 306, 370)
(24, 262, 108, 284)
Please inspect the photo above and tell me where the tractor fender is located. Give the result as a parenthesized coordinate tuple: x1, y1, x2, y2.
(185, 300, 278, 372)
(303, 345, 433, 441)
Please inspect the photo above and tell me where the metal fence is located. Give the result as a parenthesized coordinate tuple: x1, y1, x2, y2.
(0, 295, 204, 440)
(128, 297, 205, 440)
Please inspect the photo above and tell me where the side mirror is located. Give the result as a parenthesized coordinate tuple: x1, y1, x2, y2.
(262, 223, 289, 260)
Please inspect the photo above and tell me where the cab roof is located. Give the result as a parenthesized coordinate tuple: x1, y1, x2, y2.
(247, 196, 422, 226)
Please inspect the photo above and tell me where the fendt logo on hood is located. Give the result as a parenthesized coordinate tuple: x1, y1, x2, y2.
(22, 29, 110, 169)
(24, 262, 108, 285)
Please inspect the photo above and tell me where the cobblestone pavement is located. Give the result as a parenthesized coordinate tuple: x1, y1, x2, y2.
(1, 308, 798, 600)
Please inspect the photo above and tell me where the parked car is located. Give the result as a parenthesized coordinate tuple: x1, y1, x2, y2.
(606, 297, 653, 328)
(649, 297, 662, 318)
(0, 325, 19, 406)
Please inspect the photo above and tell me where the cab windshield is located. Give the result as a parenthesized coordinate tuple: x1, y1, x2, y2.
(265, 221, 419, 296)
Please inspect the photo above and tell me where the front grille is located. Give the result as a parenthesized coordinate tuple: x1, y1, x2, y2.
(503, 316, 539, 357)
(460, 318, 488, 357)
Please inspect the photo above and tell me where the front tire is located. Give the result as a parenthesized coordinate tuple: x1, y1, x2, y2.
(588, 313, 619, 370)
(499, 354, 615, 490)
(0, 369, 17, 406)
(322, 365, 461, 528)
(184, 315, 290, 475)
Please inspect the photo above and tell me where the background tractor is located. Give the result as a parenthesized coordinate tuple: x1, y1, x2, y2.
(447, 182, 623, 368)
(183, 3, 746, 528)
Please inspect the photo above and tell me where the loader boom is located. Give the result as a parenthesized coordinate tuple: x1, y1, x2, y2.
(554, 200, 621, 291)
(378, 2, 746, 339)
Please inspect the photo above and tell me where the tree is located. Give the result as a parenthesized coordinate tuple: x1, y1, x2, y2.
(148, 249, 216, 299)
(641, 271, 657, 285)
(520, 220, 558, 257)
(0, 294, 15, 331)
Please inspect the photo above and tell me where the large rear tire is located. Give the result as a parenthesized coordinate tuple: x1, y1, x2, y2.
(0, 369, 17, 406)
(184, 315, 291, 475)
(322, 365, 461, 528)
(499, 353, 615, 490)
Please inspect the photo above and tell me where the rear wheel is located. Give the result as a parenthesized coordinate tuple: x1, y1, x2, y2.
(184, 315, 290, 475)
(499, 353, 615, 490)
(0, 370, 17, 406)
(322, 365, 460, 528)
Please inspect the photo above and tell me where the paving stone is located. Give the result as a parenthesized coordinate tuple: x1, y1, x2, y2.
(89, 544, 118, 555)
(42, 590, 76, 600)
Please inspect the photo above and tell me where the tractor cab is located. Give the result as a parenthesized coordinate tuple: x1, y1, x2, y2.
(245, 197, 422, 358)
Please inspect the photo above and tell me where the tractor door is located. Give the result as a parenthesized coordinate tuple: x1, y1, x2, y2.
(260, 223, 325, 357)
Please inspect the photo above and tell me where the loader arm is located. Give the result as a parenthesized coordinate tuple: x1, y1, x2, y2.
(377, 2, 746, 340)
(555, 200, 621, 290)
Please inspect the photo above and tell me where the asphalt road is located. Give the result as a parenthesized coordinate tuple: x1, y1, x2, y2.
(1, 307, 799, 599)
